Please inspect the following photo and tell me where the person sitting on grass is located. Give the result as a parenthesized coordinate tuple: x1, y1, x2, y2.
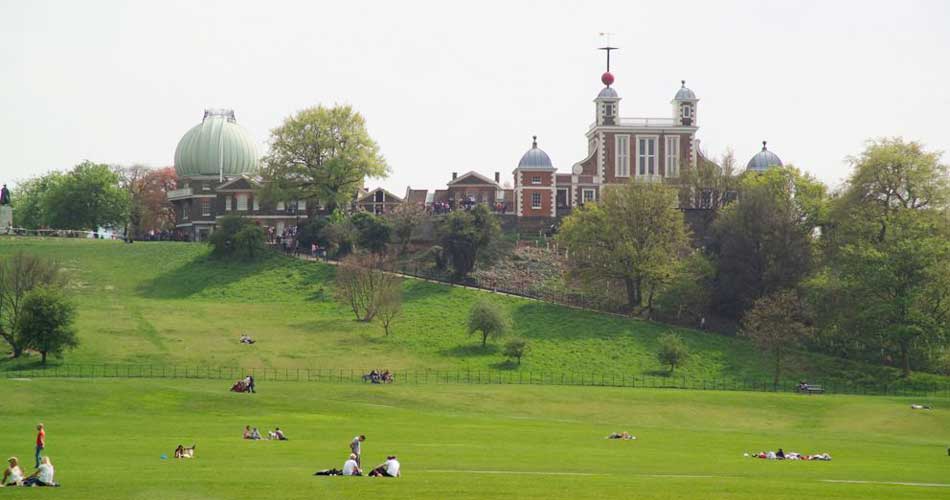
(606, 432, 635, 440)
(240, 334, 255, 344)
(249, 427, 262, 440)
(1, 457, 24, 487)
(776, 448, 785, 459)
(269, 428, 288, 440)
(243, 425, 252, 439)
(368, 455, 401, 478)
(21, 456, 57, 487)
(342, 454, 362, 476)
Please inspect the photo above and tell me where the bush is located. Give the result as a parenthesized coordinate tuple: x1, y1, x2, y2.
(352, 212, 392, 254)
(657, 332, 689, 373)
(503, 338, 528, 365)
(17, 286, 78, 364)
(438, 204, 500, 277)
(208, 216, 267, 260)
(296, 218, 330, 249)
(467, 299, 510, 347)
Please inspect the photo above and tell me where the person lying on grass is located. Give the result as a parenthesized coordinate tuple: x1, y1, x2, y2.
(368, 455, 401, 478)
(174, 444, 196, 459)
(606, 432, 636, 440)
(1, 457, 24, 487)
(314, 454, 361, 477)
(21, 456, 58, 487)
(749, 451, 831, 461)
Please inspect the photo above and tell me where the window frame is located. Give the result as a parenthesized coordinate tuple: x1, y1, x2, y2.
(200, 198, 211, 217)
(665, 136, 681, 178)
(615, 134, 630, 177)
(636, 135, 658, 177)
(224, 196, 232, 211)
(531, 175, 542, 185)
(236, 193, 248, 211)
(582, 189, 596, 203)
(531, 192, 542, 210)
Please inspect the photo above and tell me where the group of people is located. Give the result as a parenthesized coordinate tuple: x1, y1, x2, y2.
(314, 435, 401, 478)
(364, 370, 394, 384)
(231, 375, 256, 393)
(748, 449, 832, 461)
(1, 424, 57, 488)
(239, 334, 255, 345)
(243, 426, 288, 441)
(606, 432, 636, 440)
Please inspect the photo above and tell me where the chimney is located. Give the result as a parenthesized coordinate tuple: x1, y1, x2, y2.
(452, 172, 458, 180)
(494, 172, 500, 183)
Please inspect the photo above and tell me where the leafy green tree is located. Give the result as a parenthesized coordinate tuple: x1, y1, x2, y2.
(467, 299, 510, 347)
(260, 105, 388, 213)
(44, 161, 130, 230)
(438, 204, 500, 277)
(711, 166, 826, 319)
(656, 332, 689, 373)
(503, 338, 528, 365)
(352, 212, 392, 254)
(295, 217, 330, 249)
(387, 202, 426, 254)
(558, 182, 690, 312)
(17, 286, 78, 364)
(674, 149, 740, 210)
(208, 216, 267, 260)
(653, 252, 714, 324)
(10, 172, 64, 229)
(740, 290, 813, 385)
(0, 252, 66, 357)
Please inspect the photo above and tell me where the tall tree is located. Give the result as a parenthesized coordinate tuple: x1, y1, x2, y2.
(44, 161, 129, 231)
(17, 286, 78, 364)
(260, 105, 388, 213)
(558, 182, 690, 312)
(117, 165, 178, 237)
(711, 166, 826, 319)
(674, 149, 741, 210)
(0, 252, 66, 357)
(815, 138, 950, 375)
(437, 204, 500, 278)
(117, 165, 149, 238)
(10, 172, 64, 229)
(467, 299, 511, 348)
(387, 202, 426, 254)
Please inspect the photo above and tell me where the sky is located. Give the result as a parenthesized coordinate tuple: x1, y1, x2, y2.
(2, 0, 949, 194)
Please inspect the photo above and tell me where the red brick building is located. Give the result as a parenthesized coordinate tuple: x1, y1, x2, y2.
(513, 136, 556, 217)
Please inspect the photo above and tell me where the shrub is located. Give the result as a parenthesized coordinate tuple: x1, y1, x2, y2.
(352, 212, 392, 254)
(208, 216, 267, 260)
(657, 332, 689, 374)
(503, 338, 528, 365)
(17, 286, 78, 364)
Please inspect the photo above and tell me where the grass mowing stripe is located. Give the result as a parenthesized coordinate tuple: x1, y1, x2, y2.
(821, 480, 950, 488)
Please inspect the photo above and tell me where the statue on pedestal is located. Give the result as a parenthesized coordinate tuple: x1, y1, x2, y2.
(0, 183, 12, 231)
(0, 184, 10, 205)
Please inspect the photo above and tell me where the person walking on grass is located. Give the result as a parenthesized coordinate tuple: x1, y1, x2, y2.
(350, 435, 365, 466)
(34, 424, 45, 468)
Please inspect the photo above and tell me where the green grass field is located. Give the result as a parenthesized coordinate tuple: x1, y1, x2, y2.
(1, 237, 949, 499)
(0, 238, 945, 390)
(2, 378, 949, 499)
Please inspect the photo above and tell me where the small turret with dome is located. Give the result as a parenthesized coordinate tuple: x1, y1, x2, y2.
(594, 45, 621, 126)
(746, 141, 783, 171)
(174, 109, 260, 180)
(672, 80, 698, 127)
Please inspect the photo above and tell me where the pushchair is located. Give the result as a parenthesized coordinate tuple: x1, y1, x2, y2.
(231, 380, 248, 392)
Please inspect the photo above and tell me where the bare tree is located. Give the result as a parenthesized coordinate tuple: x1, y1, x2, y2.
(333, 254, 401, 323)
(386, 203, 426, 254)
(376, 277, 403, 336)
(740, 289, 813, 385)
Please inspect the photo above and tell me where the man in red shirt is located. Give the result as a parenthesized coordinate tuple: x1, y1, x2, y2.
(35, 424, 45, 468)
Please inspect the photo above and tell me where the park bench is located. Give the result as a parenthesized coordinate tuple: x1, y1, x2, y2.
(799, 385, 824, 394)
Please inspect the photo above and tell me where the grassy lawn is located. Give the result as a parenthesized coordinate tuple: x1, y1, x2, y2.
(1, 378, 948, 499)
(0, 237, 945, 391)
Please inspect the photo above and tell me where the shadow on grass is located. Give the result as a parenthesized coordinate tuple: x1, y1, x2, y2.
(441, 343, 500, 358)
(490, 360, 519, 370)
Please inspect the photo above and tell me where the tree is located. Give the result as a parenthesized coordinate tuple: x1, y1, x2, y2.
(324, 209, 356, 258)
(656, 332, 690, 373)
(333, 254, 398, 322)
(740, 290, 813, 385)
(376, 277, 403, 336)
(0, 253, 66, 357)
(44, 161, 129, 230)
(711, 166, 826, 319)
(117, 165, 149, 239)
(503, 338, 528, 365)
(208, 216, 267, 260)
(814, 139, 950, 375)
(352, 212, 392, 254)
(121, 166, 177, 237)
(10, 172, 64, 229)
(17, 287, 78, 364)
(438, 204, 500, 278)
(558, 182, 690, 312)
(674, 149, 741, 210)
(387, 202, 426, 254)
(652, 252, 714, 325)
(467, 299, 510, 347)
(296, 217, 330, 249)
(260, 105, 388, 213)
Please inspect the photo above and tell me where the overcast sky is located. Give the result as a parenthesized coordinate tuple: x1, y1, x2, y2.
(2, 0, 948, 194)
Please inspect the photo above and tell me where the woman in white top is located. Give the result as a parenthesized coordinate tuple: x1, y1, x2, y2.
(23, 456, 56, 487)
(1, 457, 24, 486)
(342, 453, 362, 476)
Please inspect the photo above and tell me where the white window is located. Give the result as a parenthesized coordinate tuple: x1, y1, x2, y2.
(181, 201, 189, 220)
(298, 200, 306, 211)
(665, 136, 681, 178)
(615, 135, 630, 177)
(531, 175, 541, 185)
(253, 197, 260, 211)
(583, 189, 596, 203)
(224, 196, 231, 211)
(531, 192, 542, 209)
(201, 198, 211, 216)
(236, 194, 248, 211)
(637, 136, 657, 176)
(681, 104, 693, 122)
(276, 201, 285, 211)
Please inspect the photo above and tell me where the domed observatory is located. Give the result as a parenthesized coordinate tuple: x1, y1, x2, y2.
(167, 109, 303, 242)
(746, 141, 783, 171)
(513, 136, 557, 217)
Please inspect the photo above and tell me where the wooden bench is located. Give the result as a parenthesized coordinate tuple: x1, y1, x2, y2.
(800, 385, 824, 394)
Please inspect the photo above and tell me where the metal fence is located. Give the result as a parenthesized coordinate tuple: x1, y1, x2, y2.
(3, 364, 949, 398)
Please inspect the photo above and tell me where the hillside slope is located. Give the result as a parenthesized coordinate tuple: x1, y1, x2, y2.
(0, 237, 945, 390)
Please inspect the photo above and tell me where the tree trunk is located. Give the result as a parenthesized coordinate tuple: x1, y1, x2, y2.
(623, 277, 641, 309)
(773, 350, 781, 387)
(482, 333, 487, 348)
(41, 351, 47, 364)
(900, 341, 911, 377)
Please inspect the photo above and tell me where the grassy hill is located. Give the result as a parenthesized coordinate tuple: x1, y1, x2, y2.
(3, 378, 949, 499)
(0, 237, 947, 391)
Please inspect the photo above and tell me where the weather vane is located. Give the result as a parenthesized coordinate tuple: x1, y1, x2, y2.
(598, 32, 618, 72)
